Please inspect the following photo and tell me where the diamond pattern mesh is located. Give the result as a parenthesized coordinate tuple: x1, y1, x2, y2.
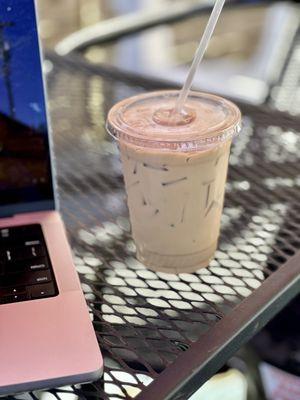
(5, 52, 300, 400)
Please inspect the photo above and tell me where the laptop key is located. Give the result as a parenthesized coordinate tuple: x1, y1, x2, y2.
(1, 270, 52, 288)
(29, 283, 56, 299)
(1, 293, 29, 304)
(0, 249, 11, 263)
(0, 286, 27, 297)
(33, 270, 52, 285)
(0, 228, 10, 239)
(24, 240, 41, 246)
(5, 257, 49, 274)
(0, 228, 18, 245)
(28, 258, 48, 271)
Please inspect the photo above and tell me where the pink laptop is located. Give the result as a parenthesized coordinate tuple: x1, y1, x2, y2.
(0, 1, 103, 395)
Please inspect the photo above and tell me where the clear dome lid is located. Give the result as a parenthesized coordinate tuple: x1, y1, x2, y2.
(106, 90, 241, 152)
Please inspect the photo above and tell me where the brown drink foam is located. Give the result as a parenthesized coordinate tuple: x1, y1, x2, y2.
(107, 91, 241, 273)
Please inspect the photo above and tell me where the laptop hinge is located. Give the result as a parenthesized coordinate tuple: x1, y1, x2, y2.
(0, 200, 55, 219)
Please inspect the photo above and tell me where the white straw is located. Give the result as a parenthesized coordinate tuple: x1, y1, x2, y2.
(175, 0, 226, 112)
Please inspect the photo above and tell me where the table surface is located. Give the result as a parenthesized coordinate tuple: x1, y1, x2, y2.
(7, 42, 300, 400)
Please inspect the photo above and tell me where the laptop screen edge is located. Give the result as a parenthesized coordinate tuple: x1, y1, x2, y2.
(0, 0, 57, 218)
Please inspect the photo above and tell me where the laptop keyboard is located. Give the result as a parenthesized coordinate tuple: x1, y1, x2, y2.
(0, 224, 58, 305)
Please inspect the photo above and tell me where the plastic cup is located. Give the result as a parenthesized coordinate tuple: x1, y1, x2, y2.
(106, 90, 241, 273)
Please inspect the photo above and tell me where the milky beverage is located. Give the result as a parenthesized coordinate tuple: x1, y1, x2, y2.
(107, 91, 241, 273)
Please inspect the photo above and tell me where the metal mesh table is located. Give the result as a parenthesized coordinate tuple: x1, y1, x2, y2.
(8, 52, 300, 400)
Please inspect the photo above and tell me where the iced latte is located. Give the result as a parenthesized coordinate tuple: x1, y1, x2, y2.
(107, 91, 241, 273)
